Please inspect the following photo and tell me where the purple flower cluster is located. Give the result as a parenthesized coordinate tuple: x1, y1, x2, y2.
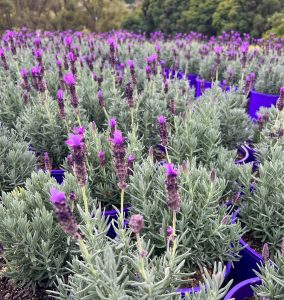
(50, 188, 81, 240)
(157, 115, 168, 147)
(165, 163, 181, 212)
(109, 130, 128, 189)
(66, 128, 87, 186)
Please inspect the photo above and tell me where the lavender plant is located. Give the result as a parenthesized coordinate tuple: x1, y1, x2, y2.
(128, 158, 244, 270)
(199, 87, 254, 149)
(169, 98, 251, 194)
(0, 126, 36, 194)
(253, 241, 284, 299)
(254, 58, 284, 94)
(240, 143, 284, 253)
(17, 94, 81, 168)
(0, 171, 108, 289)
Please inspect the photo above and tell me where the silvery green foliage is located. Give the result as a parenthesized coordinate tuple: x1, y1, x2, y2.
(0, 170, 108, 289)
(183, 262, 233, 300)
(0, 172, 75, 288)
(128, 158, 244, 269)
(254, 58, 284, 94)
(177, 42, 201, 75)
(200, 87, 254, 150)
(17, 95, 79, 168)
(53, 221, 190, 300)
(0, 125, 36, 194)
(256, 106, 284, 147)
(240, 143, 284, 253)
(53, 213, 230, 300)
(76, 67, 125, 129)
(169, 98, 250, 194)
(253, 252, 284, 299)
(0, 68, 25, 129)
(108, 73, 195, 149)
(198, 53, 226, 82)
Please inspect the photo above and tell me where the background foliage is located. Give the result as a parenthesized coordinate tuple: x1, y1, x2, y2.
(0, 0, 283, 36)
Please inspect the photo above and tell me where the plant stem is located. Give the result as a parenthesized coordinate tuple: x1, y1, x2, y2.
(136, 232, 146, 280)
(78, 238, 96, 276)
(103, 107, 109, 119)
(165, 147, 171, 163)
(81, 186, 90, 227)
(172, 210, 177, 256)
(120, 188, 125, 225)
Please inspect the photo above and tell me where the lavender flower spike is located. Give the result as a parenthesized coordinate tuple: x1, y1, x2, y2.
(165, 163, 180, 212)
(262, 243, 270, 262)
(109, 130, 128, 189)
(157, 115, 168, 147)
(66, 133, 87, 187)
(276, 86, 284, 111)
(50, 188, 81, 239)
(57, 89, 66, 119)
(129, 214, 144, 234)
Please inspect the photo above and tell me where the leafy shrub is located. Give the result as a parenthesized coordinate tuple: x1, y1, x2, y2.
(240, 143, 284, 253)
(0, 171, 100, 289)
(128, 158, 244, 269)
(254, 58, 284, 94)
(0, 125, 36, 194)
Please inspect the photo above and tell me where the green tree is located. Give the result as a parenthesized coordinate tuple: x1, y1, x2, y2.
(180, 0, 221, 35)
(212, 0, 282, 36)
(265, 11, 284, 36)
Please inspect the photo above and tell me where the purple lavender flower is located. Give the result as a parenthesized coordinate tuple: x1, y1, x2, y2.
(210, 168, 217, 182)
(129, 214, 144, 234)
(128, 60, 135, 69)
(44, 152, 52, 171)
(50, 188, 81, 240)
(127, 154, 135, 176)
(50, 187, 66, 204)
(277, 86, 284, 111)
(262, 243, 269, 262)
(157, 115, 168, 147)
(0, 48, 9, 70)
(98, 90, 105, 108)
(20, 68, 31, 92)
(108, 118, 117, 137)
(98, 150, 106, 167)
(66, 133, 87, 186)
(125, 82, 134, 108)
(64, 73, 76, 86)
(64, 73, 79, 109)
(109, 130, 128, 189)
(68, 52, 75, 63)
(73, 126, 85, 135)
(165, 163, 180, 212)
(169, 98, 176, 115)
(57, 89, 66, 119)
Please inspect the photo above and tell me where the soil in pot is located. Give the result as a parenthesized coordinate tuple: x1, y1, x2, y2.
(242, 232, 264, 255)
(179, 267, 213, 289)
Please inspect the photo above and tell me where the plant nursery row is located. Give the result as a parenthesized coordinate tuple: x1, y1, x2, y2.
(0, 29, 284, 299)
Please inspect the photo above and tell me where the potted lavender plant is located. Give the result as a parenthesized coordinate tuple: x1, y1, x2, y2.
(249, 61, 284, 119)
(128, 158, 243, 292)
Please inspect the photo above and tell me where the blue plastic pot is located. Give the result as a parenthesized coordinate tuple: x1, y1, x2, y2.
(248, 90, 279, 120)
(103, 205, 131, 239)
(224, 277, 261, 300)
(187, 74, 197, 88)
(195, 79, 212, 97)
(235, 145, 251, 165)
(50, 169, 65, 184)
